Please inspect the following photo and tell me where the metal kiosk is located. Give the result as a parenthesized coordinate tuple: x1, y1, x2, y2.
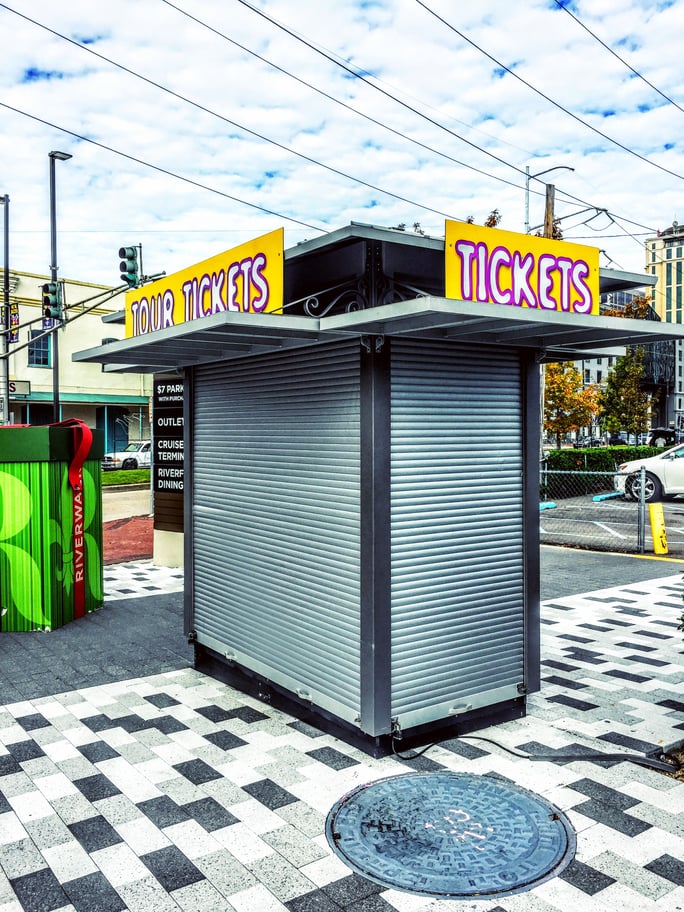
(76, 223, 681, 753)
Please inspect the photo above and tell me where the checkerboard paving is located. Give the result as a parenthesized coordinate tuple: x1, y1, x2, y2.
(0, 566, 683, 912)
(102, 563, 184, 602)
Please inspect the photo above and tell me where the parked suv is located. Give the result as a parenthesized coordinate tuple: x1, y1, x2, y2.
(102, 440, 151, 471)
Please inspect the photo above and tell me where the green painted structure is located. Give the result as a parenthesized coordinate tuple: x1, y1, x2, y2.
(0, 426, 104, 631)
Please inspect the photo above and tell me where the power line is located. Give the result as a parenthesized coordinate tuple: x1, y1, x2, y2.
(158, 0, 533, 197)
(228, 0, 659, 235)
(0, 99, 324, 233)
(415, 0, 684, 183)
(0, 3, 465, 226)
(553, 0, 684, 117)
(232, 0, 534, 182)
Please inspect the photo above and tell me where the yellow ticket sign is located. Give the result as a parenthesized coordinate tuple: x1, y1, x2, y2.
(648, 502, 668, 555)
(445, 221, 600, 316)
(125, 228, 284, 338)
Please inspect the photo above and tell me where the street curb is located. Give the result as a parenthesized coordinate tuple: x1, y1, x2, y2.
(102, 484, 150, 493)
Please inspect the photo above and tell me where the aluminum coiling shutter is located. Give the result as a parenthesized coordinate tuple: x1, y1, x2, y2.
(192, 342, 362, 724)
(390, 339, 525, 728)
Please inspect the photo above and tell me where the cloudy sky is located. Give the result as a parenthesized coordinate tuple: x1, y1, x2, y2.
(0, 0, 682, 288)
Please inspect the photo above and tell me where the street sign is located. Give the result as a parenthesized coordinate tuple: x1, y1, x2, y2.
(9, 380, 30, 395)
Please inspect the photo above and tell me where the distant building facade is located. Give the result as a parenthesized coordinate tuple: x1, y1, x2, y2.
(2, 269, 151, 450)
(646, 222, 684, 432)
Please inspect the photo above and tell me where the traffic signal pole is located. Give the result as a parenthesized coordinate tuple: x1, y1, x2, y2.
(49, 151, 71, 423)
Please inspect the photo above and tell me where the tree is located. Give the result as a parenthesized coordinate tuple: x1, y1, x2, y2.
(597, 348, 655, 438)
(544, 362, 598, 448)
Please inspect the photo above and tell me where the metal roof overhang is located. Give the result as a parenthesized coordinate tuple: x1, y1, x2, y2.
(73, 296, 684, 373)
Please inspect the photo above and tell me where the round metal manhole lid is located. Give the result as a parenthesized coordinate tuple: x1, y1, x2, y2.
(325, 771, 576, 900)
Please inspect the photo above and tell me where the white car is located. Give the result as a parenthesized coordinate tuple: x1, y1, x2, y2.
(614, 443, 684, 502)
(102, 440, 151, 471)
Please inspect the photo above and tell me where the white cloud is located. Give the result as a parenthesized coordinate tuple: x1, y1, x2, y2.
(0, 0, 682, 284)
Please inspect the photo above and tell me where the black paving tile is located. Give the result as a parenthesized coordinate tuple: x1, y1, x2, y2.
(573, 798, 651, 836)
(64, 871, 126, 912)
(568, 777, 640, 810)
(306, 747, 360, 770)
(286, 890, 342, 911)
(173, 758, 223, 785)
(624, 654, 670, 667)
(204, 729, 248, 751)
(0, 753, 22, 776)
(559, 859, 616, 895)
(81, 714, 117, 733)
(6, 739, 46, 762)
(598, 731, 660, 753)
(615, 641, 657, 652)
(321, 873, 385, 906)
(578, 623, 612, 632)
(149, 714, 188, 734)
(69, 815, 123, 852)
(542, 675, 588, 690)
(657, 699, 684, 712)
(138, 795, 190, 829)
(604, 669, 650, 684)
(10, 868, 69, 912)
(224, 706, 269, 723)
(542, 659, 581, 672)
(439, 737, 490, 759)
(140, 845, 205, 891)
(144, 693, 181, 708)
(195, 704, 234, 723)
(243, 778, 298, 809)
(80, 741, 120, 764)
(644, 853, 684, 886)
(182, 796, 239, 831)
(547, 694, 599, 711)
(73, 773, 122, 802)
(15, 713, 50, 731)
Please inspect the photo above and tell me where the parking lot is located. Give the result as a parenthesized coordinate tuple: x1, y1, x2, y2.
(540, 492, 684, 556)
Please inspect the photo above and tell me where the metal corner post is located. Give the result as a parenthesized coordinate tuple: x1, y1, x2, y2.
(359, 335, 392, 736)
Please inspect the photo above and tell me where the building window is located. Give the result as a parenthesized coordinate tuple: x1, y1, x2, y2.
(584, 369, 591, 385)
(596, 370, 602, 383)
(28, 329, 51, 367)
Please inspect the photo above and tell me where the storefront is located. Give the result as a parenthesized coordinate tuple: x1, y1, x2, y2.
(75, 222, 684, 752)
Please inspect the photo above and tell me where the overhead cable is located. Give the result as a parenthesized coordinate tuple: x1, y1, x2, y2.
(415, 0, 684, 183)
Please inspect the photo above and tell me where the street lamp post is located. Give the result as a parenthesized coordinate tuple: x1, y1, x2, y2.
(524, 165, 574, 234)
(49, 150, 72, 423)
(0, 194, 8, 425)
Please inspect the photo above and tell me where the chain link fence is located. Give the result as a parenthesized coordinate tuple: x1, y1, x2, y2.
(539, 463, 684, 557)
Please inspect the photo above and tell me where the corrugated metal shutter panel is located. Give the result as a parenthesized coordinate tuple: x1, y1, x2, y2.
(192, 342, 362, 723)
(390, 339, 524, 726)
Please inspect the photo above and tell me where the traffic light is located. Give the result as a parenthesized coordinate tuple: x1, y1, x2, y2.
(41, 282, 62, 320)
(119, 246, 139, 287)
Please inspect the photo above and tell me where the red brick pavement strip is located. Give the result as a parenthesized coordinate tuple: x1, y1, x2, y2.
(103, 515, 153, 565)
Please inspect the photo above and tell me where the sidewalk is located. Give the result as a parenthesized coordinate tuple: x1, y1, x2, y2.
(1, 562, 683, 911)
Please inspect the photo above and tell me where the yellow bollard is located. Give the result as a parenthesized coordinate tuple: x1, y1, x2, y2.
(648, 502, 668, 555)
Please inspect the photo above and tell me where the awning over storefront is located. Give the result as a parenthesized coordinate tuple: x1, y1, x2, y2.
(74, 294, 684, 373)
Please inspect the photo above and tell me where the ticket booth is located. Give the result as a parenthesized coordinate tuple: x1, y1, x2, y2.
(76, 222, 678, 752)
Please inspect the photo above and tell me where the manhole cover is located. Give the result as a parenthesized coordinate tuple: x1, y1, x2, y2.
(325, 771, 576, 899)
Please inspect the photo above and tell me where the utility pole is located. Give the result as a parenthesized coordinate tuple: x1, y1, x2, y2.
(543, 184, 555, 238)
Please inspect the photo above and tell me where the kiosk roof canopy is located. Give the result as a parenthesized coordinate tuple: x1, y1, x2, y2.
(74, 224, 678, 373)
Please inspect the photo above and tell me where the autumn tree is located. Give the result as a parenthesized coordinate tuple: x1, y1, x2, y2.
(597, 348, 655, 439)
(544, 362, 598, 448)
